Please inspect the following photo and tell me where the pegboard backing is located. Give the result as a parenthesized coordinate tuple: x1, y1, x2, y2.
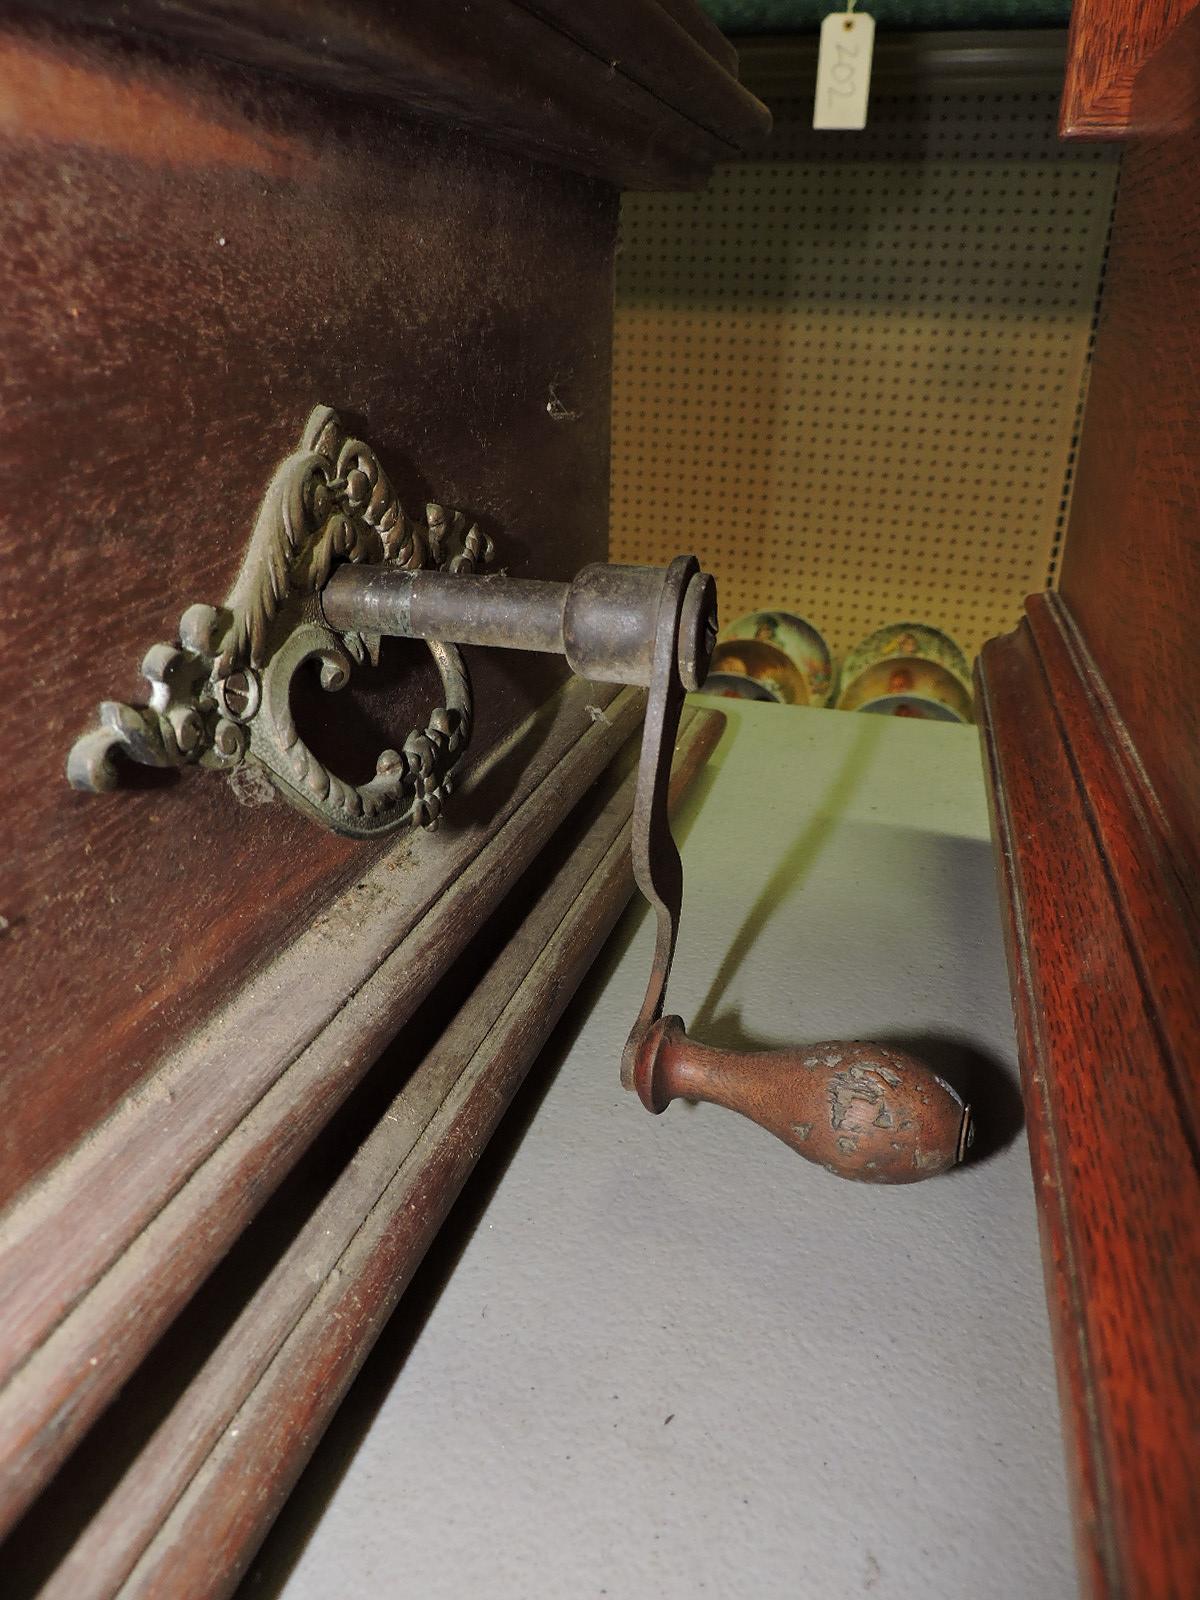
(610, 92, 1118, 662)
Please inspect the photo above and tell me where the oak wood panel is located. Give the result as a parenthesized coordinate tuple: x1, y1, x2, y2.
(1023, 602, 1200, 1137)
(0, 5, 751, 1590)
(977, 594, 1200, 1600)
(1060, 0, 1200, 136)
(1059, 5, 1200, 895)
(40, 0, 769, 189)
(981, 16, 1200, 1591)
(6, 709, 726, 1600)
(0, 681, 646, 1540)
(0, 12, 618, 1208)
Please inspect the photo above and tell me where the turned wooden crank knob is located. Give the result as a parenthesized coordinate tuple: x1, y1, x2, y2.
(631, 1017, 971, 1183)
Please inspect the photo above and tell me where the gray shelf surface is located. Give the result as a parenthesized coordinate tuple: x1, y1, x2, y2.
(245, 699, 1074, 1600)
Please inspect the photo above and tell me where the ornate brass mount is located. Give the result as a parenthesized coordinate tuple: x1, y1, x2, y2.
(67, 406, 493, 835)
(68, 418, 970, 1181)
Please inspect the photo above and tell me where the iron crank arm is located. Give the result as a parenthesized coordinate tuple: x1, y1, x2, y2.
(65, 394, 970, 1183)
(621, 557, 972, 1184)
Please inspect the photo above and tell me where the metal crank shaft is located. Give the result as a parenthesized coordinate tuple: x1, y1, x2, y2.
(321, 562, 717, 692)
(64, 394, 970, 1182)
(323, 554, 972, 1185)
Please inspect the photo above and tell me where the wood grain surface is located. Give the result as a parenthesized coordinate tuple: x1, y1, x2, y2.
(35, 0, 769, 189)
(983, 23, 1200, 1592)
(1, 708, 726, 1600)
(0, 5, 752, 1591)
(1059, 5, 1200, 891)
(1060, 0, 1200, 136)
(0, 11, 617, 1208)
(978, 595, 1200, 1600)
(0, 681, 644, 1540)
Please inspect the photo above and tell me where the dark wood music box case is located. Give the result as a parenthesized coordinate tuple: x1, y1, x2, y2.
(0, 3, 766, 1593)
(1, 1, 1198, 1596)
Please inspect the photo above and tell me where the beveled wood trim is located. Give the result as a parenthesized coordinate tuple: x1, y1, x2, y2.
(1060, 0, 1200, 137)
(0, 679, 644, 1540)
(976, 592, 1200, 1599)
(647, 0, 738, 74)
(29, 708, 725, 1600)
(505, 1, 756, 140)
(34, 0, 770, 188)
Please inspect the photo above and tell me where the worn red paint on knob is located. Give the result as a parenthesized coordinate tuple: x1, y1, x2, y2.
(631, 1017, 971, 1183)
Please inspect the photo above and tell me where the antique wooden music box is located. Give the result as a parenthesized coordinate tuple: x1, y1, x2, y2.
(0, 3, 774, 1591)
(0, 0, 1197, 1595)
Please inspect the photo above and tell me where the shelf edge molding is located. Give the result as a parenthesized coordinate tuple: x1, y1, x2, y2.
(976, 590, 1200, 1600)
(0, 678, 645, 1541)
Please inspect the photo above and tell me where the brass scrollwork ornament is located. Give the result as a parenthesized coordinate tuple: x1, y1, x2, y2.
(67, 406, 494, 836)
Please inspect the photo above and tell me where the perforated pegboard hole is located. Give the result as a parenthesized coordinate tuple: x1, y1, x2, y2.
(610, 92, 1118, 662)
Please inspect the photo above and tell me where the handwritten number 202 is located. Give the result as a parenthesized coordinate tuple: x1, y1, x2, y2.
(826, 37, 859, 104)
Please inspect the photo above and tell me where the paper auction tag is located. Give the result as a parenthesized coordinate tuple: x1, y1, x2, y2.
(813, 7, 875, 131)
